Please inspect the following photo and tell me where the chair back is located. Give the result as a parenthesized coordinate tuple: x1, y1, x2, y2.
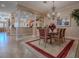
(38, 27, 49, 39)
(61, 28, 66, 37)
(57, 28, 62, 38)
(49, 24, 56, 32)
(57, 28, 66, 38)
(39, 28, 45, 39)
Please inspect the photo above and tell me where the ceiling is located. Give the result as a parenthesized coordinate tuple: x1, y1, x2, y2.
(0, 1, 17, 13)
(0, 1, 79, 13)
(18, 1, 79, 13)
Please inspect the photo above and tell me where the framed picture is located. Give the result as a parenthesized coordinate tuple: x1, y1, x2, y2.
(57, 17, 71, 27)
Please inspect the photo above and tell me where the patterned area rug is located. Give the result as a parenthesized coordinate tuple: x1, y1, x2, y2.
(26, 39, 78, 58)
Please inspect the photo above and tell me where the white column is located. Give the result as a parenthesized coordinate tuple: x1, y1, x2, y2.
(32, 16, 36, 38)
(15, 10, 21, 41)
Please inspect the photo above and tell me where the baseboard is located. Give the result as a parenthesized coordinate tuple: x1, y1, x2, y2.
(66, 36, 79, 40)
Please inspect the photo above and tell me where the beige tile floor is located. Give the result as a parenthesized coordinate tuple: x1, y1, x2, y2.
(0, 32, 79, 58)
(0, 34, 41, 58)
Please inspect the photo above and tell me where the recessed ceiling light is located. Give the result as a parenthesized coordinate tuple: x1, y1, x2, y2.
(1, 4, 5, 7)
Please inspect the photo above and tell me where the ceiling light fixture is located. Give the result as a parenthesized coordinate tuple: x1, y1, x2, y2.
(44, 1, 60, 20)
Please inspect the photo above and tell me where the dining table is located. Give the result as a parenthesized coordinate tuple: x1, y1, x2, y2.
(48, 28, 66, 44)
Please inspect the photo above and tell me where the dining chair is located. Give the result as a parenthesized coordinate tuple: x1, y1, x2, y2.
(51, 28, 66, 44)
(61, 28, 66, 42)
(38, 27, 51, 48)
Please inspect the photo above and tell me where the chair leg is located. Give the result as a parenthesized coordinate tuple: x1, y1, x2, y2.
(62, 37, 65, 43)
(44, 39, 47, 48)
(64, 37, 65, 42)
(39, 39, 41, 45)
(50, 38, 52, 44)
(58, 38, 61, 45)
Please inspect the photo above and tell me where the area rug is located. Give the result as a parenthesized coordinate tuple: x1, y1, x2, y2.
(26, 39, 78, 58)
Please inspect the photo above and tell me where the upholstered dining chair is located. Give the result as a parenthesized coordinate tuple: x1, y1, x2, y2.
(61, 28, 66, 42)
(38, 27, 51, 48)
(51, 28, 66, 44)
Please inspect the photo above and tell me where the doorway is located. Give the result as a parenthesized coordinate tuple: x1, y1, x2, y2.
(0, 22, 7, 32)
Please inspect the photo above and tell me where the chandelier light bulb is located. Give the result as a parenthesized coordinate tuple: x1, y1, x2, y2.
(44, 1, 59, 20)
(57, 13, 60, 17)
(52, 12, 55, 15)
(47, 13, 51, 18)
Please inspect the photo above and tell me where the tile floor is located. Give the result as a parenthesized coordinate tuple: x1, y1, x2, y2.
(0, 32, 79, 58)
(0, 32, 40, 58)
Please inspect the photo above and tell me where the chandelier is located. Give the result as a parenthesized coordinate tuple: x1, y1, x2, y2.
(44, 1, 60, 20)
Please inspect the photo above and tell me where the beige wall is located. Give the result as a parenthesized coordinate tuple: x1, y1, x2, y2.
(44, 3, 79, 40)
(58, 3, 79, 40)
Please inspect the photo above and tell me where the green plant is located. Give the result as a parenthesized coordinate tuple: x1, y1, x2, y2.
(71, 9, 79, 26)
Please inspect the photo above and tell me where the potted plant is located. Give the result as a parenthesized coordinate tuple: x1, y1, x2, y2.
(71, 9, 79, 26)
